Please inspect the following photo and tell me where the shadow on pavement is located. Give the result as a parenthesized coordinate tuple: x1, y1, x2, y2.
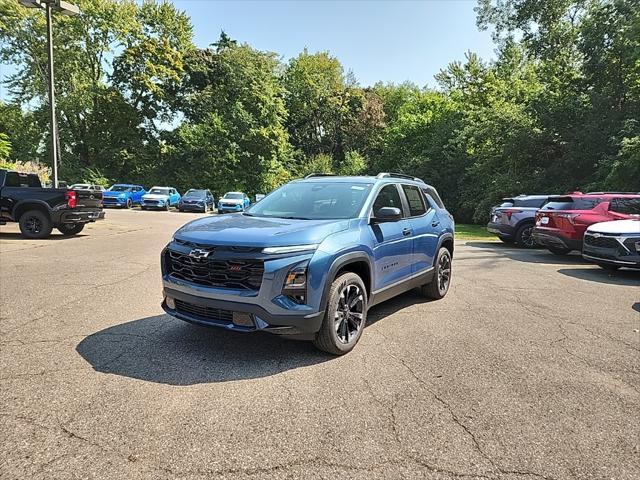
(464, 241, 588, 265)
(633, 303, 640, 314)
(557, 268, 640, 286)
(76, 315, 332, 385)
(367, 289, 433, 327)
(0, 232, 89, 240)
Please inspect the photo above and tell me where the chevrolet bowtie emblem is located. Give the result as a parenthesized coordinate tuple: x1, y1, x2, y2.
(189, 248, 211, 259)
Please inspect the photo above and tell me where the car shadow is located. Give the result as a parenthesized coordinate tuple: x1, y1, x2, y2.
(0, 232, 89, 240)
(633, 303, 640, 314)
(76, 314, 332, 385)
(464, 241, 589, 265)
(366, 289, 433, 328)
(557, 268, 640, 286)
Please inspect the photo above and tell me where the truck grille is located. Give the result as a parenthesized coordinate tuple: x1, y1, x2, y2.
(166, 250, 264, 290)
(174, 299, 233, 323)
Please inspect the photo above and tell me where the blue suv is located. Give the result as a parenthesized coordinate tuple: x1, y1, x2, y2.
(161, 173, 454, 354)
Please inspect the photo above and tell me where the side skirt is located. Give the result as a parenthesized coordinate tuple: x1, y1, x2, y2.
(369, 268, 434, 308)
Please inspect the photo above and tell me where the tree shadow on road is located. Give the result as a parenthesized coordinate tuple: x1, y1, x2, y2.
(557, 268, 640, 286)
(76, 315, 332, 386)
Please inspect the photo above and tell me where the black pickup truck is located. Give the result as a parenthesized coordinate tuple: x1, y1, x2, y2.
(0, 169, 104, 239)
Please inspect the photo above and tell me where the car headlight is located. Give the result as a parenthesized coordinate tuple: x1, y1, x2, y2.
(118, 194, 126, 199)
(282, 261, 308, 304)
(262, 244, 318, 255)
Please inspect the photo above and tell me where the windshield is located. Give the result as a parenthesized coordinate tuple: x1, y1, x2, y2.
(185, 190, 206, 198)
(71, 184, 90, 189)
(246, 181, 373, 220)
(149, 188, 170, 195)
(224, 193, 243, 199)
(109, 185, 132, 192)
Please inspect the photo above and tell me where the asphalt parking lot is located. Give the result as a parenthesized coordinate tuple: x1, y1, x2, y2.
(1, 209, 639, 480)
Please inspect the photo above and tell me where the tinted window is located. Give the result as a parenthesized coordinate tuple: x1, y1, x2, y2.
(5, 172, 40, 187)
(110, 185, 131, 192)
(542, 198, 602, 211)
(424, 186, 445, 208)
(610, 198, 640, 215)
(372, 184, 403, 215)
(247, 182, 372, 220)
(499, 201, 515, 207)
(402, 185, 427, 216)
(513, 198, 547, 208)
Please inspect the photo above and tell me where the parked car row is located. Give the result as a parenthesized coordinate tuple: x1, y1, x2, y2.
(487, 192, 640, 270)
(94, 183, 255, 213)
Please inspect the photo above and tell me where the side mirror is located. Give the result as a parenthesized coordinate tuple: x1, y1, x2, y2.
(372, 207, 402, 223)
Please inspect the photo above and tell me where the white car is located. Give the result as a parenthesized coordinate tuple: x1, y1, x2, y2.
(70, 183, 106, 192)
(217, 191, 250, 213)
(582, 219, 640, 270)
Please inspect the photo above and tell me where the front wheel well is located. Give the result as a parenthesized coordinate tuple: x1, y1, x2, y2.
(334, 260, 371, 300)
(441, 237, 454, 257)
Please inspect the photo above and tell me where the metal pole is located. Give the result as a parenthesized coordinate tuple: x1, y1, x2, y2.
(45, 1, 58, 188)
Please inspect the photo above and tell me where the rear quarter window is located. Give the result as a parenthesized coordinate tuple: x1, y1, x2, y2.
(402, 185, 427, 216)
(610, 198, 640, 215)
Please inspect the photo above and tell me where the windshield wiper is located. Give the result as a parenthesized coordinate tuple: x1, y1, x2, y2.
(278, 216, 311, 220)
(242, 212, 255, 217)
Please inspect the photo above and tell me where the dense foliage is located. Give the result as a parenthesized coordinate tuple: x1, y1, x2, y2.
(1, 0, 638, 222)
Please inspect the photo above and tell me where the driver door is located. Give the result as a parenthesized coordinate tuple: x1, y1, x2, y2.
(368, 184, 414, 291)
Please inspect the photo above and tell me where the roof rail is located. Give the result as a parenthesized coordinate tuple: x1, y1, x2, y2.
(585, 191, 639, 195)
(304, 173, 338, 179)
(376, 172, 425, 183)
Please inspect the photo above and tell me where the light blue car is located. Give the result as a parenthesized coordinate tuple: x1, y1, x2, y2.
(217, 191, 251, 213)
(141, 186, 181, 211)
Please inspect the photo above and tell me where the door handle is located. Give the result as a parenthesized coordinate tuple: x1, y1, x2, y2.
(432, 221, 440, 227)
(402, 227, 412, 236)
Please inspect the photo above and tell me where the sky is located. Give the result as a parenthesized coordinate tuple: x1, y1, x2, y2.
(0, 0, 497, 100)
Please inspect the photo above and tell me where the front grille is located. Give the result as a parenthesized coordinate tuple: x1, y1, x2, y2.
(166, 250, 264, 290)
(623, 237, 640, 253)
(584, 234, 618, 249)
(175, 299, 233, 323)
(102, 197, 120, 203)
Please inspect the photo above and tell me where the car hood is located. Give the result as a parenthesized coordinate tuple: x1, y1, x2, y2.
(174, 214, 350, 247)
(219, 198, 244, 205)
(103, 191, 129, 197)
(143, 193, 170, 200)
(588, 219, 640, 234)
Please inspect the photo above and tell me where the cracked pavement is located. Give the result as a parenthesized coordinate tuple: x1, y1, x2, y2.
(1, 209, 639, 479)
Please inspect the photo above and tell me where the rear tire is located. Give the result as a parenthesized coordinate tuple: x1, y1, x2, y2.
(548, 246, 571, 255)
(57, 223, 85, 236)
(313, 272, 367, 355)
(515, 223, 536, 249)
(420, 247, 452, 300)
(19, 210, 53, 239)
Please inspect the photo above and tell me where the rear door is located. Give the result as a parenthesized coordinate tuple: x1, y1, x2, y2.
(368, 184, 414, 291)
(401, 184, 439, 272)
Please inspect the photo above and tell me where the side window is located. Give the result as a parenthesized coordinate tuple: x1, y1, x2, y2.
(372, 184, 403, 215)
(402, 185, 427, 217)
(610, 198, 640, 215)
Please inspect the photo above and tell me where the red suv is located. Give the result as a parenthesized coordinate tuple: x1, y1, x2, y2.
(532, 193, 640, 254)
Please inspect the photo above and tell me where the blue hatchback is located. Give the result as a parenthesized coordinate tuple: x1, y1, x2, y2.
(161, 173, 454, 354)
(102, 184, 146, 208)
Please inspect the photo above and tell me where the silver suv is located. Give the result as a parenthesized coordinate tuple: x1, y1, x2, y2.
(487, 195, 549, 248)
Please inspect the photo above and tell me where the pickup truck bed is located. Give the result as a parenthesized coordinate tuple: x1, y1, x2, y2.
(0, 169, 105, 238)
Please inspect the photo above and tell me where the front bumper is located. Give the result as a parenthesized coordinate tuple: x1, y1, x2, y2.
(486, 222, 515, 239)
(218, 204, 243, 213)
(179, 203, 206, 211)
(532, 229, 582, 251)
(142, 200, 167, 209)
(582, 236, 640, 269)
(162, 287, 324, 336)
(102, 197, 127, 207)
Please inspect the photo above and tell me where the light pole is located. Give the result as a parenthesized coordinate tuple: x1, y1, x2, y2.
(18, 0, 80, 188)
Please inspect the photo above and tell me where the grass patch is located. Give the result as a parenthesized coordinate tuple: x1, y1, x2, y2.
(455, 224, 497, 241)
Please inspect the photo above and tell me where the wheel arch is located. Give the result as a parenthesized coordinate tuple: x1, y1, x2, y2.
(13, 200, 52, 222)
(319, 252, 373, 311)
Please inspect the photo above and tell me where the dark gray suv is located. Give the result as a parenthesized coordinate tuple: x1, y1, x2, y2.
(487, 195, 549, 248)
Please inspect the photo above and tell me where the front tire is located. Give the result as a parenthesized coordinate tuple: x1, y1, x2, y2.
(126, 199, 132, 209)
(19, 210, 53, 239)
(57, 223, 85, 236)
(515, 223, 536, 248)
(420, 247, 452, 300)
(313, 272, 367, 355)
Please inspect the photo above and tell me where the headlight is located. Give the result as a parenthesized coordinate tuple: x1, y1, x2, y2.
(118, 193, 126, 199)
(282, 262, 308, 304)
(262, 244, 318, 255)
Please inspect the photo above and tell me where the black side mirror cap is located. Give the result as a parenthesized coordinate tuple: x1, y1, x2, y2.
(372, 206, 402, 223)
